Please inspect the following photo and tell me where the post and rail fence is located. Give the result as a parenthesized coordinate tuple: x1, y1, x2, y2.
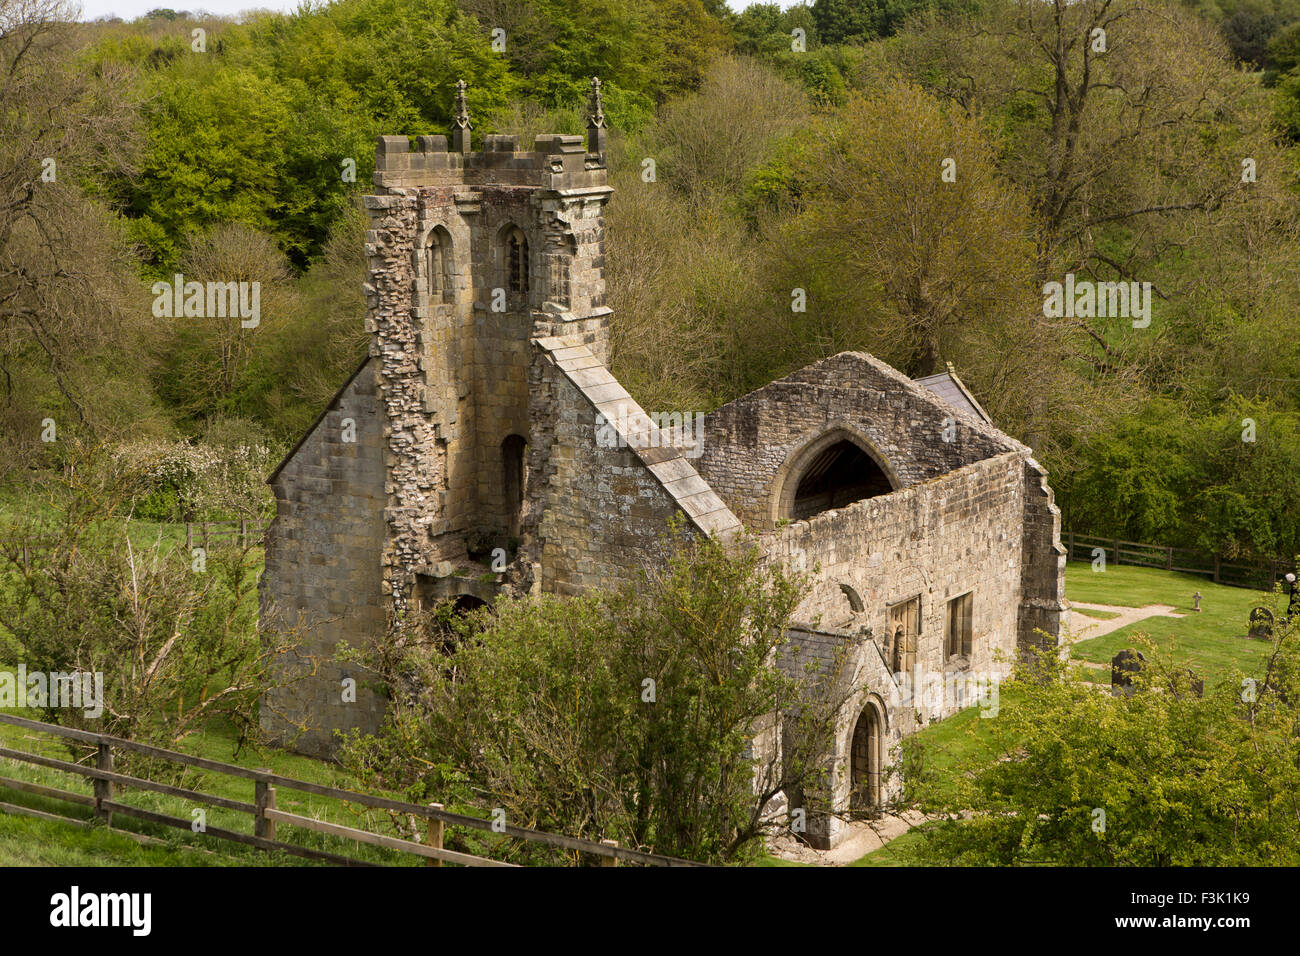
(0, 521, 269, 569)
(0, 712, 699, 868)
(1063, 531, 1291, 592)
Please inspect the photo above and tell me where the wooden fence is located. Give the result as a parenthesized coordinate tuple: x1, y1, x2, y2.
(1063, 531, 1289, 591)
(0, 521, 268, 568)
(183, 520, 267, 550)
(0, 712, 697, 867)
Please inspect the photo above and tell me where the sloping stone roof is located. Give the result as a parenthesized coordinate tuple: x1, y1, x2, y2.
(535, 336, 743, 540)
(913, 364, 992, 425)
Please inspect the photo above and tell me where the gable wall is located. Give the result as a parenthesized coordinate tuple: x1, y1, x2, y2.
(694, 353, 1014, 529)
(259, 361, 388, 757)
(532, 360, 695, 596)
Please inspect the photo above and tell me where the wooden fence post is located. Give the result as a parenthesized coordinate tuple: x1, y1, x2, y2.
(240, 519, 249, 549)
(94, 741, 113, 826)
(185, 523, 193, 550)
(1166, 546, 1173, 571)
(255, 772, 276, 840)
(425, 803, 445, 867)
(1066, 531, 1074, 560)
(1114, 538, 1121, 567)
(1214, 554, 1221, 584)
(600, 839, 618, 867)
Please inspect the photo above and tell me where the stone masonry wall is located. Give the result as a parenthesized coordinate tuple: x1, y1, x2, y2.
(259, 361, 388, 757)
(363, 188, 443, 609)
(532, 356, 694, 596)
(1018, 459, 1067, 652)
(767, 451, 1026, 698)
(765, 452, 1028, 846)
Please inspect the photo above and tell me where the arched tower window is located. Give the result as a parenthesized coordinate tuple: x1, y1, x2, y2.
(775, 429, 896, 523)
(423, 225, 453, 303)
(502, 225, 529, 295)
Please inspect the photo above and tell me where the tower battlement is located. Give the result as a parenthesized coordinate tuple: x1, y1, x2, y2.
(373, 133, 608, 192)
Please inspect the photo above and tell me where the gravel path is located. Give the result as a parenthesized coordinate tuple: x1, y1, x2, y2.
(1066, 602, 1184, 643)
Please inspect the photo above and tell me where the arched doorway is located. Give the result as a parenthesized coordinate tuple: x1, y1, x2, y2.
(791, 440, 893, 520)
(850, 704, 882, 814)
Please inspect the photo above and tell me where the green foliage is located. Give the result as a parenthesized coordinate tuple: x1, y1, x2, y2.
(1181, 0, 1300, 65)
(0, 445, 288, 749)
(1058, 397, 1300, 560)
(812, 0, 969, 43)
(908, 638, 1300, 865)
(338, 529, 846, 864)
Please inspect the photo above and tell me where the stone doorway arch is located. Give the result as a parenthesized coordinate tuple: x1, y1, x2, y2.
(849, 702, 883, 813)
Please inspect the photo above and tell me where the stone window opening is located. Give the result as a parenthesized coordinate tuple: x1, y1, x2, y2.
(946, 591, 973, 665)
(423, 225, 453, 304)
(888, 595, 919, 683)
(502, 434, 527, 539)
(502, 225, 529, 295)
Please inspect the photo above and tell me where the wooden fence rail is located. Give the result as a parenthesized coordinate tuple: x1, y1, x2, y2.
(1063, 531, 1288, 591)
(0, 711, 698, 867)
(0, 521, 269, 567)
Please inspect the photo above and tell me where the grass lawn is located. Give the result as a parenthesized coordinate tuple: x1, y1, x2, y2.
(1070, 606, 1118, 620)
(1064, 562, 1274, 685)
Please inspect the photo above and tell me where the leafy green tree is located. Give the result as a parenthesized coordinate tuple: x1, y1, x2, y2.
(812, 0, 884, 42)
(338, 529, 847, 864)
(907, 635, 1300, 865)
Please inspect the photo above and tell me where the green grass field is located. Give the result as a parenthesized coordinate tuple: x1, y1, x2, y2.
(1063, 562, 1273, 684)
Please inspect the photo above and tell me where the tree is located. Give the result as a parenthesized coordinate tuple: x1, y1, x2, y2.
(0, 440, 302, 757)
(337, 527, 848, 864)
(0, 0, 148, 465)
(812, 0, 884, 43)
(906, 631, 1300, 865)
(783, 80, 1039, 379)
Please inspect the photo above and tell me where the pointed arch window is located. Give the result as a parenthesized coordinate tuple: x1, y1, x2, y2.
(504, 226, 529, 295)
(423, 225, 453, 303)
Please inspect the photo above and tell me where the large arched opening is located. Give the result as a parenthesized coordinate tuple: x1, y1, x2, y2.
(773, 428, 897, 524)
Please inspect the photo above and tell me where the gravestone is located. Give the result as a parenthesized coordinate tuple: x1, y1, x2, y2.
(1247, 606, 1274, 641)
(1111, 648, 1146, 697)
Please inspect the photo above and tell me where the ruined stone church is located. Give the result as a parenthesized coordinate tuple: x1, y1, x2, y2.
(259, 80, 1066, 849)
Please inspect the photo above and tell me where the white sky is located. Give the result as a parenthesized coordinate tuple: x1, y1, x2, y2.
(76, 0, 802, 23)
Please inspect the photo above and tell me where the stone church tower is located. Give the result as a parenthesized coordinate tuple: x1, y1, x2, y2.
(365, 79, 614, 610)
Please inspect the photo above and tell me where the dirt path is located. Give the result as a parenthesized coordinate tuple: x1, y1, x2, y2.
(768, 811, 931, 866)
(1066, 602, 1184, 643)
